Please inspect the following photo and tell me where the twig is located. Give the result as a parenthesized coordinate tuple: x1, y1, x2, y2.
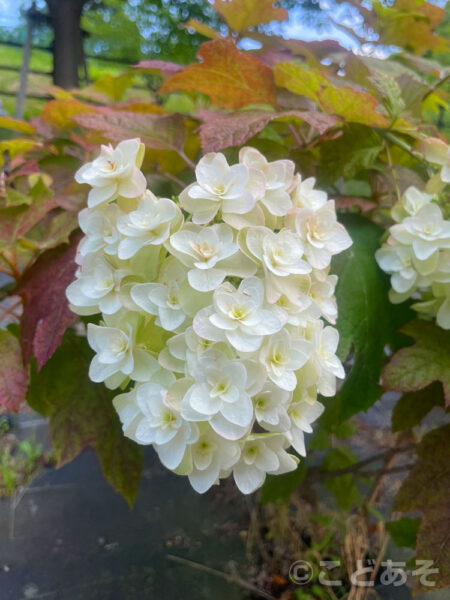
(176, 149, 196, 171)
(0, 253, 20, 280)
(157, 166, 187, 189)
(316, 445, 415, 480)
(166, 554, 277, 600)
(287, 123, 305, 148)
(384, 140, 402, 204)
(0, 298, 22, 322)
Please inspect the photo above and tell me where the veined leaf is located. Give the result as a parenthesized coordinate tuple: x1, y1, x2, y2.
(0, 329, 28, 413)
(160, 39, 276, 109)
(27, 333, 143, 507)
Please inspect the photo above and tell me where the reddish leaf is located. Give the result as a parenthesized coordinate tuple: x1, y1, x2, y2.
(383, 320, 450, 407)
(394, 424, 450, 591)
(17, 230, 82, 369)
(199, 109, 338, 152)
(0, 329, 28, 413)
(133, 60, 184, 77)
(160, 39, 276, 109)
(213, 0, 288, 32)
(75, 111, 186, 152)
(0, 197, 58, 250)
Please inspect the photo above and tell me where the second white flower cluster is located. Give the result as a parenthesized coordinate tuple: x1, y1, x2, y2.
(67, 139, 352, 494)
(375, 186, 450, 329)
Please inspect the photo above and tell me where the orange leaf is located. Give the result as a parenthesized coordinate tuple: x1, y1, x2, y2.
(213, 0, 288, 32)
(41, 99, 97, 131)
(160, 39, 276, 109)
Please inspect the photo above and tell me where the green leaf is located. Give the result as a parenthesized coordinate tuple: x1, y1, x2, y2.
(260, 461, 306, 504)
(27, 333, 143, 507)
(323, 447, 363, 510)
(391, 382, 445, 432)
(383, 320, 450, 408)
(387, 517, 420, 549)
(319, 124, 382, 182)
(324, 215, 392, 424)
(394, 424, 450, 591)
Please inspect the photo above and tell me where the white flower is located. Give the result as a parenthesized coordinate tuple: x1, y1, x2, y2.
(245, 227, 311, 302)
(286, 400, 324, 456)
(87, 315, 158, 388)
(239, 147, 295, 216)
(67, 254, 128, 315)
(390, 203, 450, 261)
(75, 139, 146, 207)
(117, 190, 181, 259)
(168, 223, 256, 292)
(78, 204, 121, 259)
(131, 259, 188, 331)
(253, 383, 291, 432)
(391, 186, 433, 223)
(291, 176, 328, 211)
(113, 379, 198, 470)
(187, 427, 241, 493)
(422, 137, 450, 183)
(233, 434, 298, 494)
(288, 201, 352, 269)
(301, 321, 345, 397)
(193, 278, 282, 353)
(413, 282, 450, 330)
(182, 350, 254, 440)
(375, 244, 418, 294)
(179, 152, 262, 225)
(259, 329, 312, 391)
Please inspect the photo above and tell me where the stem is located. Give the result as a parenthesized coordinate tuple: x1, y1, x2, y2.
(287, 123, 305, 148)
(166, 554, 277, 600)
(176, 149, 196, 171)
(0, 253, 20, 280)
(0, 299, 22, 322)
(385, 140, 402, 204)
(317, 445, 415, 480)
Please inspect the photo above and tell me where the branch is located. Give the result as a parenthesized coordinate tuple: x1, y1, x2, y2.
(166, 554, 277, 600)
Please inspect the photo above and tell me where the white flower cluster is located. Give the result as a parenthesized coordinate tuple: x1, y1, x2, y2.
(375, 186, 450, 329)
(68, 139, 352, 494)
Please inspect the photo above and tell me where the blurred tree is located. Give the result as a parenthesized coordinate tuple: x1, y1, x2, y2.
(1, 0, 322, 88)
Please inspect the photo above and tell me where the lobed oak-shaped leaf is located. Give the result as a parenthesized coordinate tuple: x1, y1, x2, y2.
(322, 214, 411, 424)
(17, 230, 82, 369)
(199, 109, 338, 152)
(75, 111, 186, 152)
(41, 99, 97, 131)
(394, 424, 450, 591)
(27, 333, 143, 507)
(213, 0, 288, 32)
(0, 329, 28, 413)
(274, 62, 389, 127)
(391, 382, 445, 433)
(160, 39, 276, 109)
(383, 320, 450, 407)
